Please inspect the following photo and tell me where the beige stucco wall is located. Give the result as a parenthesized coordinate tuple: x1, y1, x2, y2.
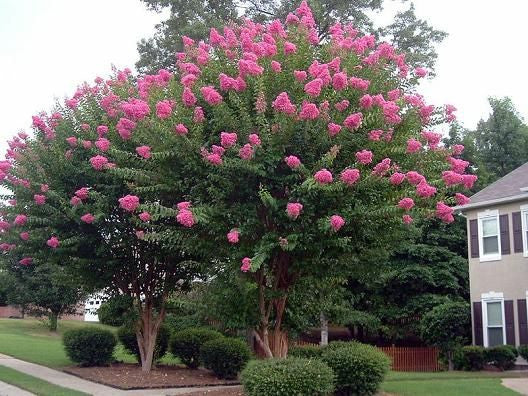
(465, 199, 528, 345)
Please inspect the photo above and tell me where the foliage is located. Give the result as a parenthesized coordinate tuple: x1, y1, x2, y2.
(117, 324, 170, 364)
(456, 346, 485, 371)
(288, 344, 322, 359)
(169, 328, 223, 368)
(62, 327, 116, 367)
(420, 301, 470, 368)
(321, 341, 390, 396)
(97, 295, 136, 327)
(200, 337, 251, 379)
(241, 357, 335, 396)
(484, 346, 517, 370)
(518, 345, 528, 361)
(137, 0, 447, 75)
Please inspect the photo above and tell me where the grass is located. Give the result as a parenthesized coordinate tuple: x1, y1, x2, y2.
(382, 378, 519, 396)
(0, 318, 178, 367)
(0, 365, 89, 396)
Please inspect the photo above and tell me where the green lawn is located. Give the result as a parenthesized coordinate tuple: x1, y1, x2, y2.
(0, 318, 178, 367)
(0, 365, 89, 396)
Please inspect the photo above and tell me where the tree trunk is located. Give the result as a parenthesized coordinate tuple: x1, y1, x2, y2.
(48, 312, 58, 332)
(136, 301, 165, 372)
(320, 312, 328, 346)
(447, 351, 454, 371)
(254, 328, 288, 358)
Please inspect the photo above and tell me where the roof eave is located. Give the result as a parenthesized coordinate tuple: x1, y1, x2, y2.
(455, 193, 528, 212)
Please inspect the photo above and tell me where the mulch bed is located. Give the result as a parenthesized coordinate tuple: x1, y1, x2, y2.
(63, 363, 240, 390)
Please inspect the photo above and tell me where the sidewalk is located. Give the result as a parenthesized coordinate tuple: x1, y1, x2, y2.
(0, 380, 34, 396)
(0, 354, 240, 396)
(502, 378, 528, 395)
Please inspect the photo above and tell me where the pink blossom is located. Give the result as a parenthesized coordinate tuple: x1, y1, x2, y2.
(70, 196, 82, 206)
(221, 132, 238, 148)
(442, 171, 464, 186)
(402, 215, 413, 224)
(387, 89, 401, 101)
(368, 129, 383, 141)
(449, 157, 469, 174)
(299, 103, 320, 120)
(75, 187, 89, 200)
(340, 168, 360, 186)
(272, 92, 296, 115)
(136, 146, 151, 159)
(227, 229, 239, 244)
(359, 94, 373, 109)
(398, 197, 415, 211)
(81, 213, 95, 223)
(200, 86, 223, 105)
(416, 181, 437, 198)
(389, 172, 405, 185)
(14, 215, 27, 226)
(139, 212, 151, 222)
(175, 123, 189, 136)
(95, 138, 110, 152)
(82, 140, 92, 149)
(284, 42, 297, 54)
(328, 123, 342, 137)
(239, 144, 254, 160)
(20, 232, 29, 241)
(19, 257, 32, 266)
(136, 230, 145, 239)
(455, 193, 470, 206)
(90, 155, 109, 171)
(349, 77, 370, 91)
(97, 125, 108, 136)
(452, 144, 465, 156)
(406, 139, 422, 153)
(176, 209, 195, 227)
(47, 236, 60, 248)
(344, 113, 363, 130)
(314, 169, 333, 184)
(206, 153, 223, 165)
(304, 78, 323, 97)
(462, 174, 478, 189)
(332, 72, 348, 90)
(0, 221, 10, 231)
(118, 195, 140, 212)
(116, 118, 136, 140)
(372, 158, 391, 176)
(156, 100, 173, 119)
(355, 150, 373, 165)
(122, 98, 150, 120)
(238, 59, 264, 77)
(248, 134, 261, 146)
(177, 201, 191, 210)
(66, 137, 77, 147)
(330, 215, 345, 231)
(294, 70, 307, 81)
(285, 155, 301, 169)
(421, 131, 442, 148)
(271, 61, 282, 73)
(286, 202, 303, 219)
(334, 100, 349, 112)
(415, 67, 428, 78)
(41, 184, 49, 193)
(182, 87, 197, 107)
(240, 257, 251, 272)
(436, 201, 454, 223)
(34, 194, 46, 205)
(406, 171, 425, 186)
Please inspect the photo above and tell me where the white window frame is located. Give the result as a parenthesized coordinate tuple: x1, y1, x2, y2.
(478, 209, 501, 262)
(521, 204, 528, 257)
(482, 291, 506, 347)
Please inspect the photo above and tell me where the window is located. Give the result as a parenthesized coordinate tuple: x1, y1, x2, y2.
(482, 292, 505, 347)
(478, 210, 501, 261)
(522, 205, 528, 257)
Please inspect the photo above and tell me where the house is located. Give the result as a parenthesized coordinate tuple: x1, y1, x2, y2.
(458, 162, 528, 347)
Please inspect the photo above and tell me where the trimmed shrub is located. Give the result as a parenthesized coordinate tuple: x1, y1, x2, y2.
(170, 328, 223, 368)
(97, 295, 135, 327)
(241, 357, 335, 396)
(200, 337, 251, 379)
(457, 346, 485, 371)
(503, 344, 519, 358)
(288, 344, 323, 359)
(485, 345, 516, 370)
(518, 345, 528, 361)
(63, 327, 116, 366)
(117, 325, 170, 364)
(321, 342, 390, 396)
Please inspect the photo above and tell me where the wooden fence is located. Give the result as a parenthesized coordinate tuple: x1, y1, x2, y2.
(291, 341, 440, 372)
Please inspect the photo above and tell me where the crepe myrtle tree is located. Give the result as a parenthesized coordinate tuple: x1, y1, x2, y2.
(1, 1, 474, 359)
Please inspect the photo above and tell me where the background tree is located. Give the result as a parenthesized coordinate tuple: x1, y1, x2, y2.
(421, 301, 471, 370)
(137, 0, 447, 74)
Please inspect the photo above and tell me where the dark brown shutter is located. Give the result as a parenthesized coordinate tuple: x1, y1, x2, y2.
(518, 299, 528, 345)
(473, 302, 483, 346)
(470, 219, 479, 258)
(500, 214, 511, 255)
(513, 212, 523, 253)
(505, 300, 515, 345)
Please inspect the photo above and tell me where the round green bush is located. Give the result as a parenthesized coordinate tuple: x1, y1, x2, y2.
(288, 344, 323, 359)
(485, 345, 516, 370)
(170, 328, 224, 368)
(321, 342, 390, 396)
(458, 346, 485, 371)
(63, 327, 116, 366)
(97, 295, 135, 327)
(241, 357, 335, 396)
(200, 337, 251, 379)
(117, 325, 170, 364)
(518, 345, 528, 361)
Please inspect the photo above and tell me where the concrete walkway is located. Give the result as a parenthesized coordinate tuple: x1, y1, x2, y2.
(502, 378, 528, 395)
(0, 354, 240, 396)
(0, 380, 34, 396)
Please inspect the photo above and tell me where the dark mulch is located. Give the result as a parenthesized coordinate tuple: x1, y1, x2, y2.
(63, 363, 239, 390)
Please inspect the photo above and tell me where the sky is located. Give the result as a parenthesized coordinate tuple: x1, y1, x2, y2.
(0, 0, 527, 155)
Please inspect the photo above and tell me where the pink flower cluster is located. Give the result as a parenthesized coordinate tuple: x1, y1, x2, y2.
(81, 213, 95, 223)
(34, 194, 46, 205)
(314, 169, 333, 184)
(286, 202, 303, 219)
(46, 236, 60, 248)
(119, 195, 140, 212)
(340, 169, 360, 186)
(176, 201, 195, 227)
(136, 146, 151, 159)
(241, 257, 251, 272)
(227, 229, 239, 243)
(330, 215, 345, 231)
(90, 155, 109, 171)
